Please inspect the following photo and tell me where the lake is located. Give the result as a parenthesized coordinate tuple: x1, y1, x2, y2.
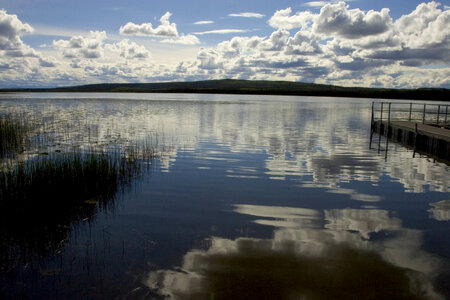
(0, 93, 449, 299)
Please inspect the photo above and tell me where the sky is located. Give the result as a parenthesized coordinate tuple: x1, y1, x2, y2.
(0, 0, 449, 88)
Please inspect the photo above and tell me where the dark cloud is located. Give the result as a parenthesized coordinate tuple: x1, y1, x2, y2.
(366, 47, 450, 63)
(335, 57, 394, 71)
(39, 57, 55, 67)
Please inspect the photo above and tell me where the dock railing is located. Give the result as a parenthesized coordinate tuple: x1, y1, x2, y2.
(371, 102, 450, 128)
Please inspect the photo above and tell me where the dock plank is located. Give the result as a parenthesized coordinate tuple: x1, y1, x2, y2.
(387, 121, 450, 142)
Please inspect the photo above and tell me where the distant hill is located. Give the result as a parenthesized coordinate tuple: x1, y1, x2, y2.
(1, 79, 449, 101)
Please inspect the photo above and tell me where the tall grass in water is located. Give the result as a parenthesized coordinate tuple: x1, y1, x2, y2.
(0, 113, 28, 158)
(0, 146, 153, 271)
(0, 107, 162, 272)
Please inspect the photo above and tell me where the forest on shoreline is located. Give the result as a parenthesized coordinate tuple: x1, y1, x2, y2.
(1, 79, 449, 101)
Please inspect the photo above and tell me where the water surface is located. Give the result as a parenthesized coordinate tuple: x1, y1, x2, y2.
(0, 93, 449, 299)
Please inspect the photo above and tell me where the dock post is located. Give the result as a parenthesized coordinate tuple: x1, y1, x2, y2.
(437, 105, 441, 125)
(408, 103, 412, 121)
(378, 103, 384, 153)
(370, 102, 374, 130)
(371, 102, 374, 123)
(369, 102, 374, 149)
(413, 122, 418, 158)
(445, 105, 448, 125)
(423, 104, 426, 124)
(385, 103, 391, 160)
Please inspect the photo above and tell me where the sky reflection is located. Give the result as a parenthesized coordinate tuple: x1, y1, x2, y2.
(146, 203, 444, 299)
(1, 93, 449, 299)
(2, 93, 447, 194)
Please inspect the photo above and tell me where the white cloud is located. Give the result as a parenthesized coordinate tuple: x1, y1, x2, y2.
(119, 12, 178, 37)
(268, 7, 315, 30)
(260, 29, 290, 51)
(228, 12, 265, 18)
(1, 2, 450, 89)
(313, 2, 392, 39)
(269, 3, 393, 39)
(304, 1, 330, 7)
(0, 9, 38, 58)
(105, 39, 151, 60)
(197, 48, 223, 70)
(0, 9, 33, 49)
(118, 11, 199, 45)
(160, 34, 200, 45)
(38, 56, 56, 67)
(193, 29, 249, 35)
(194, 20, 214, 25)
(53, 31, 107, 59)
(303, 0, 358, 7)
(395, 2, 450, 48)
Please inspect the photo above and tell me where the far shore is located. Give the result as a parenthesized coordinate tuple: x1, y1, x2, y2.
(1, 79, 449, 101)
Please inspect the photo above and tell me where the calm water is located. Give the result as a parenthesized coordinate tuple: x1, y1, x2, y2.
(1, 93, 449, 299)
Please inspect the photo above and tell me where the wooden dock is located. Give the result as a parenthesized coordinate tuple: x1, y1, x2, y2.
(371, 102, 450, 162)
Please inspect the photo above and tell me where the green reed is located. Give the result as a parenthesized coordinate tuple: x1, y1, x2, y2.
(0, 106, 162, 270)
(0, 113, 28, 158)
(0, 145, 157, 270)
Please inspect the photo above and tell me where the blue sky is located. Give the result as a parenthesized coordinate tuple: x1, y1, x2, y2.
(0, 0, 449, 88)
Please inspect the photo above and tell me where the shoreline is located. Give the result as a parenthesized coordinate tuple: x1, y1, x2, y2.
(1, 79, 449, 101)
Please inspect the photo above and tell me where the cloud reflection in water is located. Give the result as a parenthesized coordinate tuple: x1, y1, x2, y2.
(428, 200, 450, 221)
(146, 204, 444, 299)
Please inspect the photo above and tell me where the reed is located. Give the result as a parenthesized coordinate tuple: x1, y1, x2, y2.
(0, 145, 157, 270)
(0, 106, 164, 271)
(0, 113, 28, 158)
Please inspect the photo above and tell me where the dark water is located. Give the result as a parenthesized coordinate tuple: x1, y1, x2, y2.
(1, 93, 449, 299)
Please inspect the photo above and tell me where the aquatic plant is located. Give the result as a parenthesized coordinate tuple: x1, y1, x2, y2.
(0, 104, 167, 275)
(0, 144, 157, 272)
(0, 113, 28, 158)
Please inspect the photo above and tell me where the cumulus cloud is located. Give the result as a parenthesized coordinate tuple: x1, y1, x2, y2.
(0, 9, 33, 50)
(313, 2, 392, 39)
(53, 31, 106, 59)
(351, 2, 450, 67)
(260, 29, 290, 51)
(395, 2, 450, 48)
(286, 31, 322, 55)
(269, 3, 392, 40)
(119, 12, 178, 37)
(105, 39, 151, 59)
(228, 12, 265, 18)
(39, 56, 56, 67)
(119, 11, 199, 45)
(0, 9, 38, 58)
(197, 48, 224, 70)
(268, 7, 315, 30)
(1, 2, 450, 89)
